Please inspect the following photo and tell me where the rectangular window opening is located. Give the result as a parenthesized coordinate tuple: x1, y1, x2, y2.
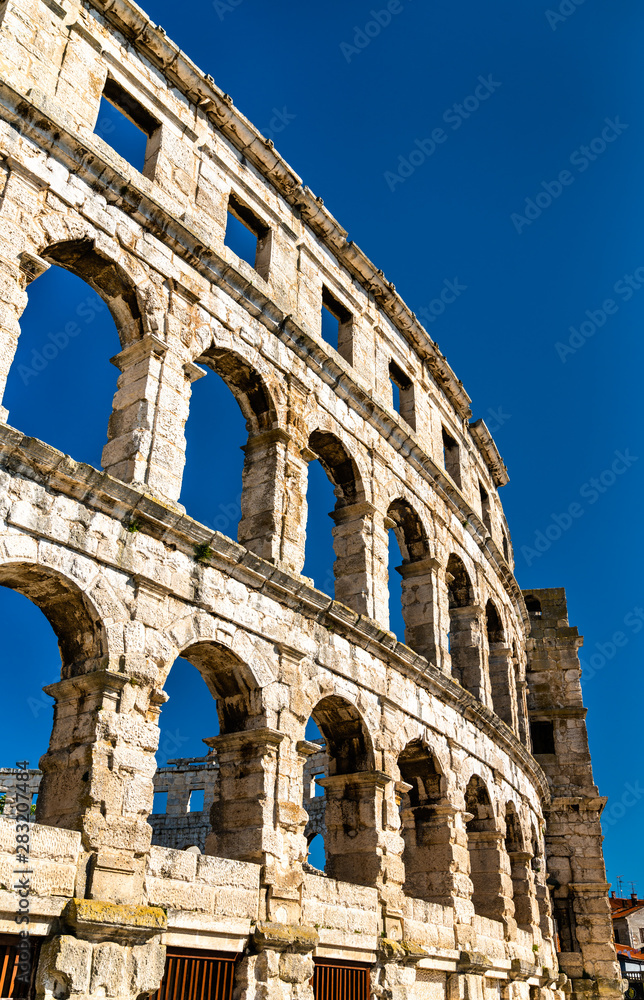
(152, 790, 168, 815)
(313, 774, 325, 798)
(225, 193, 271, 280)
(442, 427, 461, 488)
(389, 360, 416, 429)
(188, 788, 205, 812)
(321, 285, 353, 365)
(530, 720, 556, 755)
(94, 76, 161, 178)
(479, 481, 492, 533)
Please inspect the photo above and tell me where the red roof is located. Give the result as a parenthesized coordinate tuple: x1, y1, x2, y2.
(611, 897, 644, 918)
(616, 944, 644, 962)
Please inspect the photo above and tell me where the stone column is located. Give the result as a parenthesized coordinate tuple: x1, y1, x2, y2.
(466, 829, 516, 935)
(102, 337, 199, 503)
(396, 556, 441, 664)
(278, 440, 310, 574)
(330, 501, 377, 617)
(516, 678, 530, 746)
(508, 850, 539, 929)
(39, 670, 158, 905)
(449, 606, 488, 703)
(204, 728, 284, 867)
(238, 428, 292, 564)
(317, 771, 394, 888)
(400, 801, 470, 909)
(0, 251, 44, 423)
(488, 644, 518, 731)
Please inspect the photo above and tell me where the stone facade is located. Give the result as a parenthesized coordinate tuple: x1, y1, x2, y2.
(0, 0, 622, 998)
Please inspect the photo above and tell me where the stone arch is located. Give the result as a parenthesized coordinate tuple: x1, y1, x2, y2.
(0, 559, 125, 836)
(397, 739, 453, 904)
(465, 775, 507, 922)
(305, 430, 372, 615)
(307, 430, 365, 508)
(186, 344, 285, 561)
(306, 695, 382, 886)
(446, 554, 485, 700)
(387, 499, 436, 662)
(310, 695, 374, 776)
(39, 237, 145, 348)
(486, 599, 517, 731)
(165, 613, 277, 703)
(0, 560, 107, 676)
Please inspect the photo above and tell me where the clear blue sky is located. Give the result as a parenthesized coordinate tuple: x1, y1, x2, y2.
(1, 0, 643, 893)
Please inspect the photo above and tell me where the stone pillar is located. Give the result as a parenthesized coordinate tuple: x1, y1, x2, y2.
(0, 251, 44, 423)
(516, 678, 530, 746)
(317, 771, 393, 888)
(102, 337, 198, 503)
(400, 800, 470, 909)
(488, 644, 518, 731)
(235, 922, 318, 1000)
(38, 670, 157, 905)
(204, 728, 284, 867)
(449, 606, 488, 703)
(238, 428, 292, 564)
(330, 501, 377, 617)
(466, 829, 516, 934)
(396, 556, 441, 664)
(278, 440, 310, 574)
(508, 850, 539, 929)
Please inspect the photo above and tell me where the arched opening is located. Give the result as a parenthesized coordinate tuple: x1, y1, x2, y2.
(446, 555, 484, 699)
(304, 432, 370, 615)
(303, 696, 379, 885)
(485, 600, 504, 644)
(387, 500, 436, 661)
(4, 261, 121, 468)
(183, 349, 281, 561)
(486, 600, 516, 730)
(465, 776, 505, 921)
(160, 641, 265, 865)
(505, 803, 533, 927)
(0, 588, 59, 821)
(387, 524, 405, 641)
(0, 563, 105, 832)
(150, 657, 221, 853)
(302, 717, 327, 872)
(398, 740, 449, 903)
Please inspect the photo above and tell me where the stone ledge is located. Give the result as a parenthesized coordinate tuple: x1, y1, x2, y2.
(64, 898, 167, 942)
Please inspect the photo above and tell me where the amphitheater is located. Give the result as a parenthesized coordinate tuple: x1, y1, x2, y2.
(0, 0, 622, 997)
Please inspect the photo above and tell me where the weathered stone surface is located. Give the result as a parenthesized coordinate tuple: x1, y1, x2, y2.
(0, 0, 620, 997)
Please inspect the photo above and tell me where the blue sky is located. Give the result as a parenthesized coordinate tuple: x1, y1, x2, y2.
(1, 0, 643, 892)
